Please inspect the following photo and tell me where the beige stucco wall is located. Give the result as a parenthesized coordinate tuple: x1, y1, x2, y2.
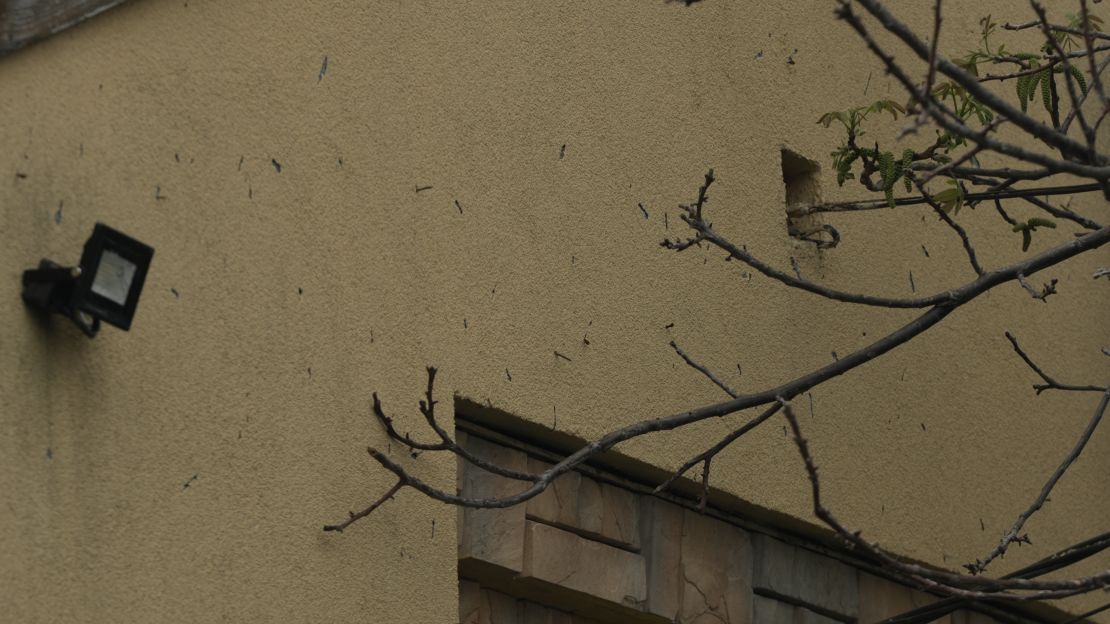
(1, 0, 1107, 621)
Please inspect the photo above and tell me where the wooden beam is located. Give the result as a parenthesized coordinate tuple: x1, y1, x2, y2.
(1, 0, 128, 55)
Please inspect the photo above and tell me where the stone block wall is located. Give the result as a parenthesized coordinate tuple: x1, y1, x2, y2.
(456, 429, 1030, 624)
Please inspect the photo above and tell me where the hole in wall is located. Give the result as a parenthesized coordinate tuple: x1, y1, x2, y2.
(782, 148, 821, 208)
(782, 148, 838, 249)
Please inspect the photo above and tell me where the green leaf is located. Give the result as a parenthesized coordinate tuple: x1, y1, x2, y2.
(879, 151, 895, 182)
(879, 151, 897, 208)
(902, 149, 914, 192)
(1067, 65, 1087, 94)
(934, 179, 966, 214)
(817, 111, 846, 128)
(1017, 74, 1033, 112)
(1011, 219, 1053, 252)
(1040, 69, 1054, 114)
(1027, 217, 1057, 230)
(974, 103, 994, 125)
(835, 149, 860, 187)
(867, 99, 906, 121)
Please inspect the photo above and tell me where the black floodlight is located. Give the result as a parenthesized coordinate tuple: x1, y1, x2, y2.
(22, 223, 154, 337)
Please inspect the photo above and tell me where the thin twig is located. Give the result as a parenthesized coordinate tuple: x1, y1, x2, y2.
(1031, 1, 1097, 155)
(783, 402, 1110, 599)
(356, 214, 1107, 511)
(1016, 273, 1058, 302)
(921, 0, 943, 130)
(917, 123, 998, 184)
(1060, 602, 1110, 624)
(670, 340, 738, 398)
(792, 183, 1103, 216)
(854, 0, 1100, 162)
(416, 367, 540, 482)
(966, 387, 1110, 574)
(914, 179, 984, 276)
(993, 197, 1019, 227)
(1080, 0, 1109, 111)
(1005, 332, 1107, 395)
(883, 532, 1110, 622)
(1062, 54, 1110, 133)
(1003, 19, 1110, 42)
(1018, 194, 1104, 231)
(979, 44, 1110, 83)
(842, 1, 1110, 178)
(698, 458, 711, 512)
(324, 479, 404, 532)
(653, 402, 784, 496)
(332, 173, 1110, 542)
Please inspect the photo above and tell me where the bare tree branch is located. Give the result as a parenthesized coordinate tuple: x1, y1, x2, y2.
(966, 387, 1110, 574)
(697, 458, 711, 512)
(782, 403, 1110, 600)
(1060, 602, 1110, 624)
(924, 0, 943, 105)
(883, 532, 1110, 622)
(369, 368, 540, 482)
(791, 183, 1103, 217)
(1003, 18, 1110, 42)
(910, 177, 985, 276)
(852, 0, 1105, 165)
(323, 480, 404, 533)
(1031, 1, 1098, 155)
(331, 178, 1109, 519)
(1016, 273, 1058, 302)
(1080, 0, 1110, 111)
(670, 340, 738, 398)
(653, 402, 784, 496)
(1005, 331, 1108, 394)
(839, 0, 1110, 180)
(1062, 53, 1110, 134)
(328, 3, 1110, 611)
(1018, 194, 1104, 231)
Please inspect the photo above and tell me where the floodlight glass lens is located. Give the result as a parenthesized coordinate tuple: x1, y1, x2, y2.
(91, 249, 136, 305)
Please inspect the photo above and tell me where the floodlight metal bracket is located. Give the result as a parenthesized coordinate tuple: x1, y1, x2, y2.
(22, 259, 100, 336)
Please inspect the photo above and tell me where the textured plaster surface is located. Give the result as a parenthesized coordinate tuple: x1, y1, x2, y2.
(1, 0, 1107, 621)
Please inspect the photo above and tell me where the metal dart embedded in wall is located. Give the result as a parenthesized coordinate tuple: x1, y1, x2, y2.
(21, 223, 154, 337)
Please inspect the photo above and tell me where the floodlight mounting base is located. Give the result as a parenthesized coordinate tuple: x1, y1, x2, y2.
(22, 259, 99, 337)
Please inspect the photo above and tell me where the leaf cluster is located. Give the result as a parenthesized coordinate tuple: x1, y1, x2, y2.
(815, 9, 1102, 251)
(1012, 217, 1058, 251)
